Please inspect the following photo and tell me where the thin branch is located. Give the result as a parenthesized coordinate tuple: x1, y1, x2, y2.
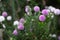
(15, 0, 20, 13)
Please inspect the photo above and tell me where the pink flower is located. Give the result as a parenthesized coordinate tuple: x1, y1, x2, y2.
(19, 18, 25, 24)
(2, 11, 8, 17)
(42, 9, 49, 15)
(12, 29, 18, 35)
(39, 15, 46, 22)
(17, 23, 24, 30)
(58, 36, 60, 40)
(34, 6, 40, 12)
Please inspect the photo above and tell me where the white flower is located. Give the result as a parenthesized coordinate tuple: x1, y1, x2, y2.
(52, 34, 56, 37)
(48, 6, 56, 12)
(49, 34, 56, 38)
(47, 9, 50, 13)
(7, 16, 12, 21)
(50, 8, 56, 12)
(54, 9, 60, 15)
(0, 16, 5, 22)
(48, 6, 54, 9)
(13, 20, 19, 26)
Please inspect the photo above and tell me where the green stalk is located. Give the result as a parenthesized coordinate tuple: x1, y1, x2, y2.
(10, 0, 16, 20)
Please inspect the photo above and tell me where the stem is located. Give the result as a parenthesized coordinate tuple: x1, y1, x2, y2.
(10, 0, 16, 20)
(42, 0, 46, 6)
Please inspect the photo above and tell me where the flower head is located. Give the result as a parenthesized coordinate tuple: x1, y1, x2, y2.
(25, 5, 31, 13)
(34, 6, 40, 12)
(58, 36, 60, 40)
(39, 15, 46, 22)
(49, 34, 56, 38)
(0, 16, 5, 22)
(2, 11, 8, 17)
(54, 9, 60, 15)
(52, 34, 56, 38)
(12, 29, 18, 35)
(42, 9, 49, 15)
(19, 18, 25, 24)
(48, 6, 56, 12)
(17, 23, 24, 30)
(13, 20, 19, 26)
(7, 16, 12, 21)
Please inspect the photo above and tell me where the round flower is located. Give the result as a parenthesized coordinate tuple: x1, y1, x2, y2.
(19, 18, 25, 24)
(34, 6, 40, 12)
(12, 29, 18, 35)
(49, 34, 56, 38)
(0, 16, 5, 22)
(2, 11, 8, 17)
(48, 6, 53, 10)
(25, 6, 31, 13)
(52, 34, 56, 37)
(17, 23, 24, 30)
(54, 9, 60, 15)
(7, 16, 12, 21)
(48, 6, 56, 12)
(42, 9, 49, 15)
(13, 20, 19, 26)
(39, 15, 46, 22)
(58, 36, 60, 40)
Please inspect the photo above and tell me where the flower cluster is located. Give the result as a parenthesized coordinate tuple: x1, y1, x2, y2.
(0, 11, 12, 28)
(48, 6, 60, 15)
(13, 18, 25, 35)
(24, 5, 58, 40)
(1, 11, 12, 22)
(1, 5, 59, 40)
